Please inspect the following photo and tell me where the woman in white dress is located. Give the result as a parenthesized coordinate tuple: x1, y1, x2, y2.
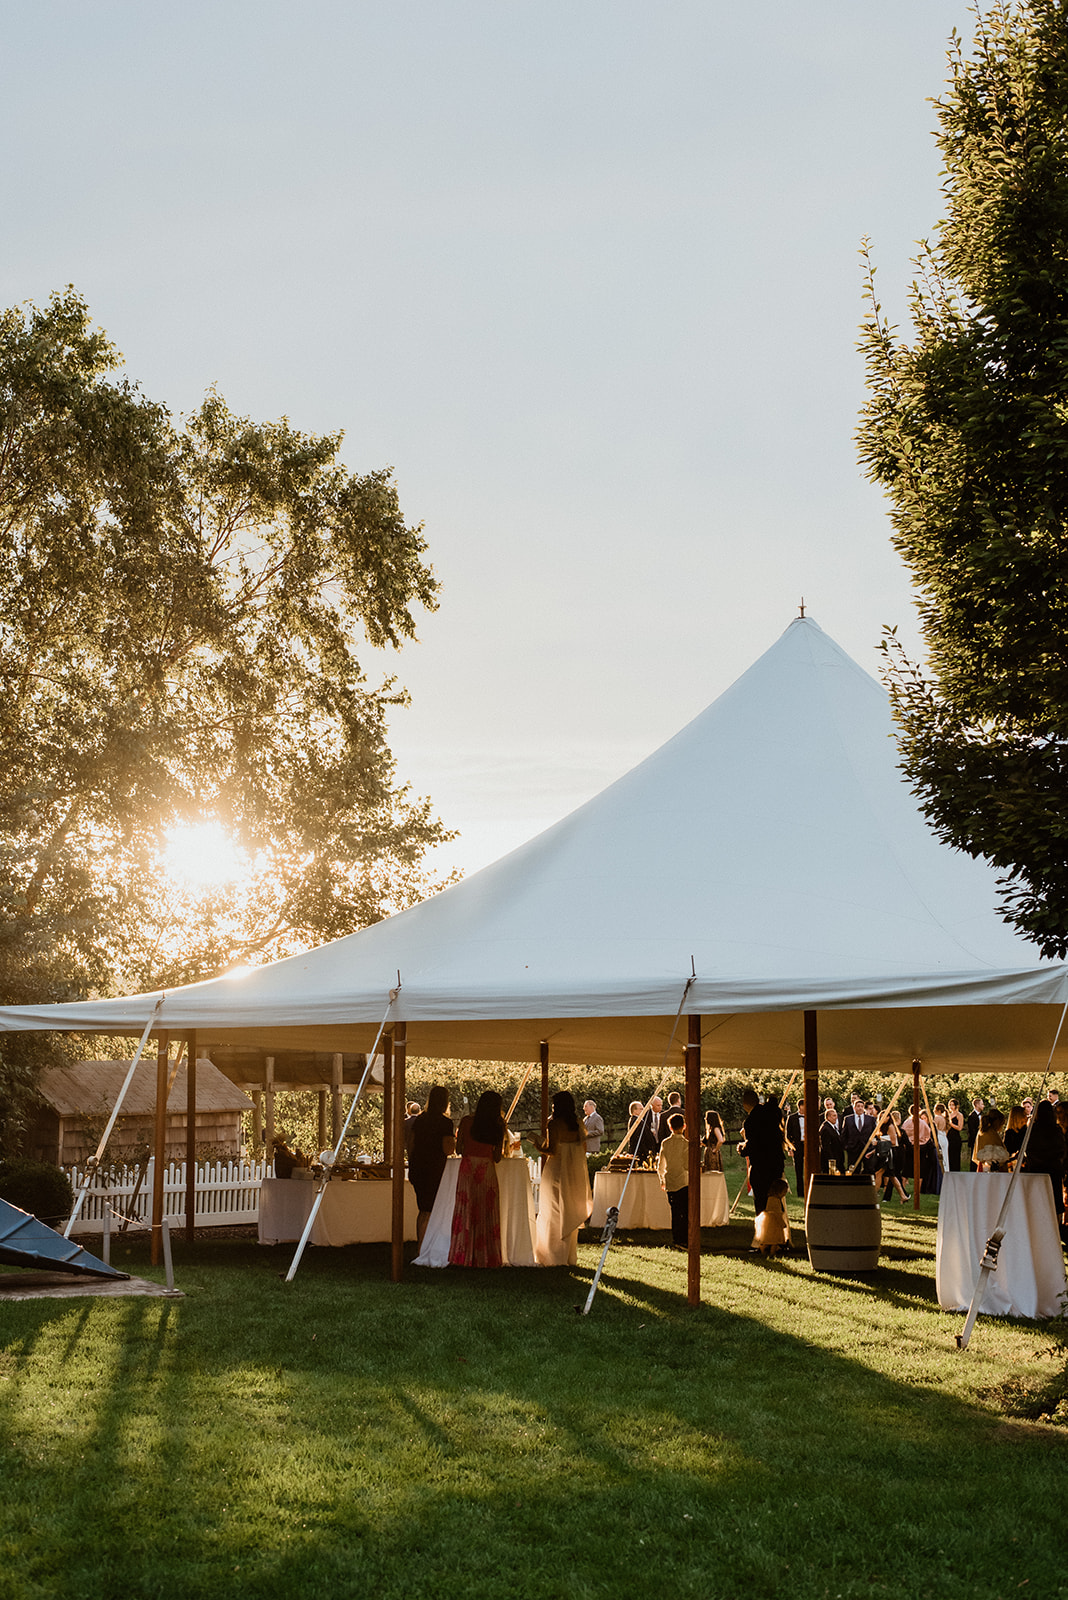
(534, 1092, 591, 1266)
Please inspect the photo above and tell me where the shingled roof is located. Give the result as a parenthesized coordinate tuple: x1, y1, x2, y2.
(38, 1059, 254, 1119)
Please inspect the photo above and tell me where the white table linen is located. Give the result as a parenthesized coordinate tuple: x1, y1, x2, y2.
(258, 1176, 417, 1245)
(413, 1156, 536, 1267)
(590, 1169, 729, 1229)
(936, 1171, 1066, 1319)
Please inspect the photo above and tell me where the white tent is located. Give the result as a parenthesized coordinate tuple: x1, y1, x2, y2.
(3, 615, 1067, 1076)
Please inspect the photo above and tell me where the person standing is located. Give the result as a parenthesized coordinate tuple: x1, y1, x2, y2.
(842, 1095, 875, 1174)
(408, 1086, 456, 1247)
(785, 1101, 805, 1196)
(946, 1099, 965, 1171)
(819, 1106, 845, 1174)
(582, 1099, 605, 1156)
(702, 1109, 726, 1172)
(448, 1091, 505, 1268)
(966, 1097, 985, 1162)
(740, 1089, 785, 1216)
(657, 1113, 690, 1248)
(534, 1092, 591, 1266)
(629, 1100, 659, 1163)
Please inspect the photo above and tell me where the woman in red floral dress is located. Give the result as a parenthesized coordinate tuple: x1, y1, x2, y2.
(448, 1091, 506, 1267)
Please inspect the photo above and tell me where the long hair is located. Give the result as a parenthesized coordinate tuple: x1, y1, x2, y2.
(426, 1085, 450, 1118)
(469, 1090, 506, 1146)
(550, 1091, 580, 1133)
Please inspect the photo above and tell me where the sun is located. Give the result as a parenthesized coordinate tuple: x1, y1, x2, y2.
(162, 821, 249, 893)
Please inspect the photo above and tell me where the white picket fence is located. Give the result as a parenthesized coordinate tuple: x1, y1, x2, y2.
(63, 1158, 270, 1235)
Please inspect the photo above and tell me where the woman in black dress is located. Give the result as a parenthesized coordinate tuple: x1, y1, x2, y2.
(946, 1099, 965, 1171)
(407, 1085, 456, 1246)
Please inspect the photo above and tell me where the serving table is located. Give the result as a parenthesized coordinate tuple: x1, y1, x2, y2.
(258, 1175, 418, 1246)
(413, 1155, 537, 1267)
(589, 1169, 729, 1230)
(936, 1171, 1066, 1320)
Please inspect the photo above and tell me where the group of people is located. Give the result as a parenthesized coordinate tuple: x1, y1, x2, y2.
(616, 1094, 729, 1248)
(405, 1086, 593, 1268)
(762, 1086, 1068, 1241)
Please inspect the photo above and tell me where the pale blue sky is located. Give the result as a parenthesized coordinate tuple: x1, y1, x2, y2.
(2, 1, 968, 875)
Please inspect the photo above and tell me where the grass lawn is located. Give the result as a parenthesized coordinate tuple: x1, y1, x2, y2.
(1, 1161, 1065, 1600)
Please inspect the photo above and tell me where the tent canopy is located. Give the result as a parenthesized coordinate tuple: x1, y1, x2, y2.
(3, 617, 1066, 1075)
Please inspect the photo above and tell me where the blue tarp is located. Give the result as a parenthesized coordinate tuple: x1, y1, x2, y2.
(0, 1198, 129, 1279)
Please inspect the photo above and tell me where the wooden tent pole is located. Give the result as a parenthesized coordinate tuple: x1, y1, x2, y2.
(540, 1040, 549, 1144)
(185, 1031, 197, 1244)
(383, 1046, 393, 1165)
(391, 1025, 406, 1283)
(912, 1060, 922, 1209)
(151, 1032, 169, 1266)
(331, 1052, 343, 1143)
(803, 1011, 819, 1199)
(685, 1015, 701, 1307)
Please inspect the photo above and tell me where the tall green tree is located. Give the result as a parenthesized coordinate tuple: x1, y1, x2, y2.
(0, 288, 449, 1037)
(857, 0, 1068, 957)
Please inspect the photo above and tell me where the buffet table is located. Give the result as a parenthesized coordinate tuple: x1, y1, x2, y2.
(936, 1171, 1066, 1320)
(589, 1169, 729, 1230)
(258, 1175, 418, 1246)
(413, 1156, 537, 1267)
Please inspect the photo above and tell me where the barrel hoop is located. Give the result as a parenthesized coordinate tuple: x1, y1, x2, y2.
(808, 1242, 880, 1253)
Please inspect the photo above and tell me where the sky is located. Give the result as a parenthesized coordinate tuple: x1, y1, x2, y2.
(1, 1, 971, 879)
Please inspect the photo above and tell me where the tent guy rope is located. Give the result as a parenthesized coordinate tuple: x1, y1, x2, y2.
(63, 994, 165, 1238)
(579, 972, 695, 1317)
(284, 979, 401, 1284)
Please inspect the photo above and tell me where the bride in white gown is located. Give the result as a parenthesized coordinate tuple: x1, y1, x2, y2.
(534, 1092, 592, 1266)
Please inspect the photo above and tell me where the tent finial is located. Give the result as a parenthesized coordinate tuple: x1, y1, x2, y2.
(799, 596, 806, 618)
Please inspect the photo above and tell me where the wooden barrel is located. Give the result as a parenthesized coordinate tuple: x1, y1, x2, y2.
(805, 1174, 881, 1272)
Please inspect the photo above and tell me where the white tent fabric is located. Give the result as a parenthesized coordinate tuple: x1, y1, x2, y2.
(3, 616, 1067, 1073)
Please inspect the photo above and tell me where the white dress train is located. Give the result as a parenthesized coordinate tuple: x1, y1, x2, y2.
(534, 1140, 591, 1266)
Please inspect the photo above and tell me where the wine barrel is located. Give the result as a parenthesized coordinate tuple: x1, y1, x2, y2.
(805, 1174, 881, 1272)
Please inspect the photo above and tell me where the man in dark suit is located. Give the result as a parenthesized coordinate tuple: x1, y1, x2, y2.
(966, 1097, 985, 1163)
(842, 1095, 876, 1174)
(819, 1106, 845, 1174)
(627, 1100, 658, 1163)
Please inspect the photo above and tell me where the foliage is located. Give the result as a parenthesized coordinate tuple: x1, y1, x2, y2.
(262, 1060, 1056, 1162)
(0, 1157, 73, 1223)
(856, 0, 1068, 956)
(0, 288, 452, 1134)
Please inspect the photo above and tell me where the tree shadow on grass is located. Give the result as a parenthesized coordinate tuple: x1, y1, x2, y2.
(2, 1236, 1067, 1600)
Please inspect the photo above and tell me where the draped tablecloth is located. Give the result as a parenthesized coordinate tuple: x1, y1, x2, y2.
(413, 1156, 536, 1267)
(590, 1170, 729, 1230)
(936, 1171, 1066, 1320)
(258, 1176, 417, 1245)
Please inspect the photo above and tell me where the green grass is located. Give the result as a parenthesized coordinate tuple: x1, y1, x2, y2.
(0, 1163, 1065, 1600)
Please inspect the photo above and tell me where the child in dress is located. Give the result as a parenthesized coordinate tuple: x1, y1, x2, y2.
(753, 1176, 791, 1256)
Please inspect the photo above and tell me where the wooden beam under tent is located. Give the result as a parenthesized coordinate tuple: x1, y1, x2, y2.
(685, 1014, 701, 1307)
(803, 1010, 819, 1200)
(391, 1026, 406, 1283)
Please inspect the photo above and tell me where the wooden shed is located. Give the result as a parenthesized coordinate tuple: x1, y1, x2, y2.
(28, 1059, 255, 1167)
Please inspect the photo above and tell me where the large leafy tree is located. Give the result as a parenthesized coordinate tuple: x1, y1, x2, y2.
(0, 288, 449, 1039)
(857, 0, 1068, 957)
